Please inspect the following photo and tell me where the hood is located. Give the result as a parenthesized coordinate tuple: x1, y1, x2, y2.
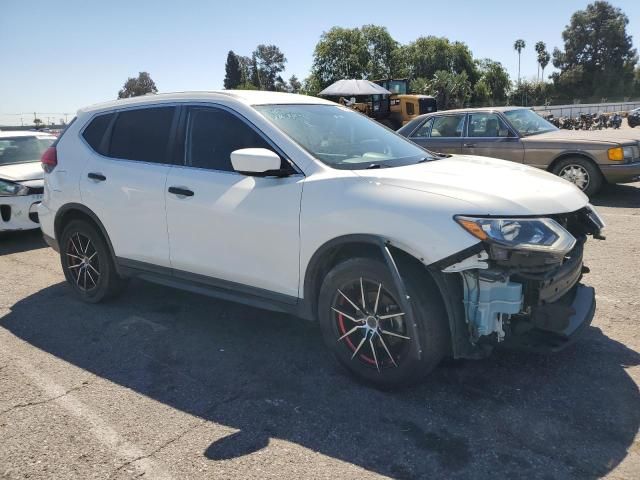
(0, 161, 44, 182)
(354, 155, 588, 216)
(523, 129, 639, 146)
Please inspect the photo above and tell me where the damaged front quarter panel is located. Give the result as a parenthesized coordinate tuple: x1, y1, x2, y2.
(440, 206, 603, 355)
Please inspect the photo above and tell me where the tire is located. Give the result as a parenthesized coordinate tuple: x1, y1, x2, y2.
(317, 257, 450, 389)
(60, 220, 126, 303)
(551, 157, 603, 197)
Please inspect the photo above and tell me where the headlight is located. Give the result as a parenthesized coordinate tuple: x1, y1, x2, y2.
(0, 179, 29, 197)
(455, 216, 576, 255)
(623, 146, 634, 161)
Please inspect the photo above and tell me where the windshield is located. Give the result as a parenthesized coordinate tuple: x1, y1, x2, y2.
(254, 104, 435, 169)
(0, 136, 54, 165)
(503, 109, 558, 136)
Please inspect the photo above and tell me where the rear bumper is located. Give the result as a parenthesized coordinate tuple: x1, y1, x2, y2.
(600, 161, 640, 184)
(0, 194, 43, 232)
(503, 284, 596, 353)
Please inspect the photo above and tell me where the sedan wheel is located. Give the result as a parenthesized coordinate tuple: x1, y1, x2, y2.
(558, 164, 590, 191)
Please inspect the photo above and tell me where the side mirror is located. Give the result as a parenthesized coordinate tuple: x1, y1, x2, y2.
(230, 148, 285, 177)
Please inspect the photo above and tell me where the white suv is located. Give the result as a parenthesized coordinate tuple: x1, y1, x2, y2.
(39, 91, 605, 388)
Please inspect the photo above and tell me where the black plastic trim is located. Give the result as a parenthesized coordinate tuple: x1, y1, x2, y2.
(43, 232, 59, 252)
(117, 257, 303, 316)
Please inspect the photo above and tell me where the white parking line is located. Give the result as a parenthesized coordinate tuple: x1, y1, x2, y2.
(11, 354, 174, 480)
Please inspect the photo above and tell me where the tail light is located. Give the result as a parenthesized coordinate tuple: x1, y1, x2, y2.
(41, 146, 57, 173)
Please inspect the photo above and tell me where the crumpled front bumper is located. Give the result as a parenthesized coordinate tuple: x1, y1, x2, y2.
(0, 194, 43, 232)
(502, 284, 596, 353)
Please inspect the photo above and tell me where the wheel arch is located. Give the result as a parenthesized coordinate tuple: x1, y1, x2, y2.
(547, 151, 601, 174)
(54, 203, 121, 275)
(302, 234, 472, 358)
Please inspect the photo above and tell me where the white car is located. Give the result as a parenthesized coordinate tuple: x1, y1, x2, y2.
(39, 91, 605, 388)
(0, 131, 56, 232)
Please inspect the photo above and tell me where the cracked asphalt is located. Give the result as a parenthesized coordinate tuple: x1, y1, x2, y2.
(1, 176, 639, 477)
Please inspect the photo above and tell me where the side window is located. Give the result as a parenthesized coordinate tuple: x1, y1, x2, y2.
(431, 115, 465, 138)
(186, 108, 272, 171)
(411, 118, 433, 138)
(82, 113, 113, 154)
(468, 113, 511, 138)
(406, 102, 415, 116)
(108, 107, 176, 162)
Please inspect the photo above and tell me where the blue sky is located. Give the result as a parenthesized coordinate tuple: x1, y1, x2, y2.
(1, 0, 639, 125)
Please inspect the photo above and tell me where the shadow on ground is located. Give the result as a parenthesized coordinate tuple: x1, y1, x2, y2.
(591, 182, 639, 208)
(0, 229, 47, 255)
(2, 280, 639, 479)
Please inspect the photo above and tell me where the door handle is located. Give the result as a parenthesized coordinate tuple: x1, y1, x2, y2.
(88, 172, 106, 181)
(168, 186, 194, 197)
(463, 143, 475, 148)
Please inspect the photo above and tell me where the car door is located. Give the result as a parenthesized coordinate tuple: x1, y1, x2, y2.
(407, 114, 465, 154)
(462, 112, 524, 162)
(80, 106, 177, 267)
(165, 105, 304, 299)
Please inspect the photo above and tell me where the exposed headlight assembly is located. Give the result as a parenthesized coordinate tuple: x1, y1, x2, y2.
(455, 216, 576, 255)
(0, 179, 29, 197)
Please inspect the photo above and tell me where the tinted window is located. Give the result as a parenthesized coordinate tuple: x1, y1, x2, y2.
(109, 107, 175, 162)
(431, 115, 465, 138)
(406, 102, 415, 116)
(186, 108, 272, 171)
(468, 113, 511, 138)
(0, 136, 54, 165)
(411, 118, 433, 137)
(82, 113, 113, 154)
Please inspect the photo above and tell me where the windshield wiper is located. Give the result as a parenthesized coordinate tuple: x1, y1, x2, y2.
(365, 163, 382, 169)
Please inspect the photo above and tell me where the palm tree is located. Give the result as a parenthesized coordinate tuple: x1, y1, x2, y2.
(534, 41, 546, 80)
(514, 39, 526, 85)
(539, 51, 551, 81)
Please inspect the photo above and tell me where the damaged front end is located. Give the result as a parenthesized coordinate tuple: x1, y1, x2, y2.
(442, 205, 604, 355)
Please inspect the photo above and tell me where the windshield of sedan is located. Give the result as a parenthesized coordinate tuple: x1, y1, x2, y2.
(503, 109, 558, 136)
(0, 136, 54, 165)
(254, 104, 436, 169)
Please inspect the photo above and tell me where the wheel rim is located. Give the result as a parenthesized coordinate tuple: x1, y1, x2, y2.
(332, 277, 410, 371)
(559, 164, 590, 190)
(66, 233, 101, 292)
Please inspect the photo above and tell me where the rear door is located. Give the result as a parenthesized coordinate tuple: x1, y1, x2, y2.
(79, 106, 177, 267)
(407, 113, 465, 154)
(462, 112, 524, 162)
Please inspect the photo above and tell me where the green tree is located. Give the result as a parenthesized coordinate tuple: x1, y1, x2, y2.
(534, 41, 549, 80)
(252, 44, 287, 91)
(311, 27, 369, 87)
(237, 55, 253, 85)
(552, 1, 638, 100)
(508, 80, 551, 106)
(513, 39, 526, 85)
(427, 70, 471, 110)
(117, 72, 158, 98)
(223, 51, 242, 89)
(473, 59, 511, 105)
(33, 118, 43, 128)
(361, 24, 400, 80)
(404, 36, 477, 84)
(287, 75, 302, 94)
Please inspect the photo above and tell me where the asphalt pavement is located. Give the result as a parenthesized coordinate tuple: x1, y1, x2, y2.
(1, 149, 639, 478)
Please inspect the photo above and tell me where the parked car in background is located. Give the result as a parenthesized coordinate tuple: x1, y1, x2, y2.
(398, 107, 640, 196)
(0, 131, 56, 232)
(628, 108, 640, 128)
(40, 92, 604, 388)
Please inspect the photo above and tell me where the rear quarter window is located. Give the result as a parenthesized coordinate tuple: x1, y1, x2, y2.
(82, 113, 113, 154)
